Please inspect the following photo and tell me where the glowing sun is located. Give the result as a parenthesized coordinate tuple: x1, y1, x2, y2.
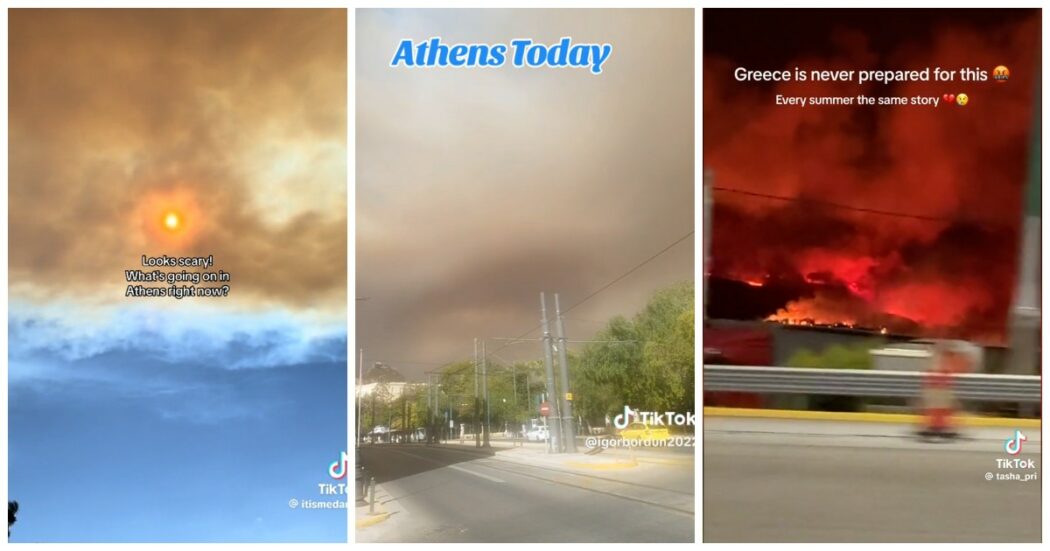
(163, 211, 182, 231)
(133, 188, 204, 250)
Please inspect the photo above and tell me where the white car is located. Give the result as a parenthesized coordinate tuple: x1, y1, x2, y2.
(526, 426, 549, 442)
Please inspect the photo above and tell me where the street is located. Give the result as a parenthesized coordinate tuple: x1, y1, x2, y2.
(357, 443, 694, 542)
(704, 417, 1041, 542)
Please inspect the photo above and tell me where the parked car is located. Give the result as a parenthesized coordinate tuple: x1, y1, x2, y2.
(526, 425, 550, 442)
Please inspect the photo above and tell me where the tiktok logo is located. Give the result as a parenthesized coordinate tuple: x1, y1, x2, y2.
(612, 405, 638, 430)
(1004, 430, 1027, 456)
(329, 451, 349, 479)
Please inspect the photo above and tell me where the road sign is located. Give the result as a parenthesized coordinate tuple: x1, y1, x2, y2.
(539, 401, 551, 416)
(565, 392, 573, 401)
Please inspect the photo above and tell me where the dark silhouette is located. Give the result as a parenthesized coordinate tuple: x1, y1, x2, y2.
(8, 501, 17, 537)
(364, 362, 406, 384)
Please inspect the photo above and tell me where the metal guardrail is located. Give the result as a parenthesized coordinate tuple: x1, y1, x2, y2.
(703, 365, 1041, 403)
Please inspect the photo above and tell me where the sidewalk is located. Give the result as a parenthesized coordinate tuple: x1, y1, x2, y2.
(355, 479, 405, 542)
(419, 436, 693, 471)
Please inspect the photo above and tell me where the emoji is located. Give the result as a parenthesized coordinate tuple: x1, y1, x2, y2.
(942, 93, 955, 104)
(956, 93, 969, 106)
(993, 65, 1010, 83)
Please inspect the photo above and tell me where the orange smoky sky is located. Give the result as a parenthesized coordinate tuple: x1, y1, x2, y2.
(9, 9, 347, 311)
(704, 9, 1040, 343)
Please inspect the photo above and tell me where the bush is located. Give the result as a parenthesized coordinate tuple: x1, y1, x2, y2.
(786, 341, 878, 411)
(786, 342, 875, 370)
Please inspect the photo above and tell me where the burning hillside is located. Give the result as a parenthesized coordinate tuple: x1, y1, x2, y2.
(703, 10, 1039, 345)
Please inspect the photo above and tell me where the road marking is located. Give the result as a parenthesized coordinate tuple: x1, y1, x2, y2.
(447, 464, 505, 483)
(468, 459, 694, 517)
(409, 444, 695, 496)
(563, 459, 638, 470)
(367, 445, 693, 516)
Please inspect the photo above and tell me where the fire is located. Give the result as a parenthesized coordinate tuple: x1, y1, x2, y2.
(797, 251, 878, 300)
(704, 13, 1038, 346)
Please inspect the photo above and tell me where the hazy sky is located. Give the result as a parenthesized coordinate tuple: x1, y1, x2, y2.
(357, 9, 694, 379)
(10, 9, 347, 312)
(9, 9, 347, 542)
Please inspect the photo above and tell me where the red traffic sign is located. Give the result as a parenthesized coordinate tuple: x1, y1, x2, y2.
(539, 401, 551, 416)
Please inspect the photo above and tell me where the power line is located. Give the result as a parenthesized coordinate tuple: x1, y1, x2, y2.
(562, 317, 608, 325)
(480, 228, 695, 361)
(562, 230, 694, 315)
(371, 359, 451, 367)
(712, 186, 1009, 226)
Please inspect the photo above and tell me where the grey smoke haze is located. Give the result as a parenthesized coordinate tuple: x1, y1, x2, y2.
(357, 9, 694, 380)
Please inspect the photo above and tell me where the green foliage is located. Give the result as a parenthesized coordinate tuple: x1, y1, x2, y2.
(408, 282, 696, 434)
(437, 361, 477, 423)
(432, 359, 547, 431)
(785, 341, 881, 412)
(786, 342, 878, 370)
(575, 281, 695, 426)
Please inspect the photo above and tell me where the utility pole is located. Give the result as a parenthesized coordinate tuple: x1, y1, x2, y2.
(554, 293, 577, 453)
(432, 374, 438, 444)
(482, 340, 491, 447)
(540, 292, 563, 453)
(703, 170, 713, 321)
(525, 370, 531, 417)
(474, 338, 481, 448)
(511, 366, 519, 445)
(357, 348, 364, 447)
(370, 388, 377, 443)
(425, 373, 432, 444)
(1006, 73, 1041, 417)
(435, 380, 442, 443)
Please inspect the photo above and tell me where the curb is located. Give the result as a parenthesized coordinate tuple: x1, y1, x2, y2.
(355, 511, 391, 529)
(355, 483, 395, 531)
(428, 442, 693, 467)
(598, 446, 696, 466)
(427, 443, 514, 455)
(563, 458, 639, 470)
(635, 457, 694, 467)
(420, 442, 646, 471)
(703, 407, 1041, 428)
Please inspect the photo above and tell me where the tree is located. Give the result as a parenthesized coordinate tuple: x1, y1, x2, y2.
(575, 281, 695, 429)
(786, 342, 877, 370)
(8, 501, 17, 537)
(363, 381, 393, 435)
(786, 341, 880, 411)
(438, 361, 477, 423)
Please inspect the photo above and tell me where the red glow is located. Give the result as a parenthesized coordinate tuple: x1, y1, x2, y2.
(705, 14, 1037, 345)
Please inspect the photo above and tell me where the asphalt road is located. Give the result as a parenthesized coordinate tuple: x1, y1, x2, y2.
(704, 418, 1041, 542)
(358, 444, 694, 542)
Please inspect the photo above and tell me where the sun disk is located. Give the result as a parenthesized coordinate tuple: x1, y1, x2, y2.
(164, 211, 181, 230)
